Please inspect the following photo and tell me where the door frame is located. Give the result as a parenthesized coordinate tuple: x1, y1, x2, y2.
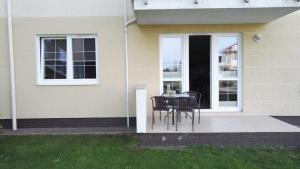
(159, 33, 243, 112)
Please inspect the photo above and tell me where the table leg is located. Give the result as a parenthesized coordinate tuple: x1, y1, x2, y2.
(172, 110, 175, 125)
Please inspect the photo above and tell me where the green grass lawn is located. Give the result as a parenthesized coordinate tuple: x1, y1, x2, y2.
(0, 135, 299, 169)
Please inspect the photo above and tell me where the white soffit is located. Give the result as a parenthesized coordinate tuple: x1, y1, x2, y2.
(134, 0, 300, 24)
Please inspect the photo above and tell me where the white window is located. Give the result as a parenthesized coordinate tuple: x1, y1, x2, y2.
(37, 35, 98, 85)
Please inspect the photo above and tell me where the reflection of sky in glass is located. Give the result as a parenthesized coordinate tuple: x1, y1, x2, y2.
(162, 38, 182, 65)
(218, 37, 237, 53)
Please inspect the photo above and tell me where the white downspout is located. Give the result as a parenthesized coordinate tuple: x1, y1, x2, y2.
(6, 0, 17, 130)
(124, 0, 130, 128)
(124, 0, 136, 128)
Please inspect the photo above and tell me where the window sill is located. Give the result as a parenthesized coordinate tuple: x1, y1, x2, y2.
(37, 80, 99, 86)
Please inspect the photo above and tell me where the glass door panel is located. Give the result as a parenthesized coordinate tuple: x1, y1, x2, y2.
(216, 35, 240, 109)
(161, 37, 184, 94)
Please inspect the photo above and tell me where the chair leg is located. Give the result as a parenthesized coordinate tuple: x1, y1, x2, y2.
(185, 113, 187, 119)
(160, 111, 162, 121)
(198, 109, 200, 124)
(192, 111, 195, 131)
(152, 110, 154, 129)
(167, 113, 169, 130)
(179, 112, 181, 122)
(176, 111, 178, 131)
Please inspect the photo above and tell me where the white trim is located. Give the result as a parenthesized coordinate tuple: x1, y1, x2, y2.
(159, 33, 243, 112)
(6, 0, 17, 130)
(183, 35, 189, 92)
(36, 35, 99, 86)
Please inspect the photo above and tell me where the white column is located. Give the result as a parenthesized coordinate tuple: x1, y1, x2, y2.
(136, 86, 147, 133)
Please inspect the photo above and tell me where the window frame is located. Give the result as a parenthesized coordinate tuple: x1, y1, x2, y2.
(36, 35, 99, 85)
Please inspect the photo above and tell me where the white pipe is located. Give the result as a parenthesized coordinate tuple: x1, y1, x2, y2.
(124, 0, 130, 128)
(6, 0, 17, 130)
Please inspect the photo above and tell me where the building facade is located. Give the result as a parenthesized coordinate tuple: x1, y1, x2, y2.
(1, 0, 300, 129)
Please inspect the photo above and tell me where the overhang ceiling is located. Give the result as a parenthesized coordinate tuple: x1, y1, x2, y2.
(133, 0, 300, 25)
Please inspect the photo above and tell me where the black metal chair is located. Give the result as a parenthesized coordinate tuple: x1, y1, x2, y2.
(174, 97, 198, 131)
(151, 96, 170, 129)
(182, 91, 202, 123)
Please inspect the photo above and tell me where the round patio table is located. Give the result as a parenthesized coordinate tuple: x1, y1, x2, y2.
(162, 94, 190, 125)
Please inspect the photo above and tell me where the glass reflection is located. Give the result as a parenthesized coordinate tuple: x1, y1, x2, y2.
(162, 38, 182, 79)
(163, 81, 182, 94)
(218, 37, 238, 78)
(219, 81, 238, 107)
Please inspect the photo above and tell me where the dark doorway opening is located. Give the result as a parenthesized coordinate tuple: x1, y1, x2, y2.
(189, 35, 211, 109)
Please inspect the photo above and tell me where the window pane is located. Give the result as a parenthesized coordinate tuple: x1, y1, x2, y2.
(219, 81, 238, 107)
(162, 38, 182, 79)
(73, 52, 84, 60)
(56, 52, 67, 60)
(44, 53, 55, 60)
(74, 61, 84, 66)
(85, 61, 96, 66)
(42, 38, 67, 79)
(85, 66, 96, 78)
(84, 38, 96, 51)
(72, 38, 84, 52)
(45, 65, 55, 79)
(72, 38, 96, 79)
(44, 40, 55, 52)
(55, 66, 66, 79)
(163, 81, 182, 94)
(45, 60, 55, 65)
(55, 60, 67, 65)
(74, 66, 84, 79)
(84, 52, 96, 60)
(56, 39, 66, 53)
(218, 36, 238, 78)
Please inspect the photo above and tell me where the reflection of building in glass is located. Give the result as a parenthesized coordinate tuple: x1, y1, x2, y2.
(219, 43, 238, 76)
(163, 61, 182, 72)
(163, 60, 182, 78)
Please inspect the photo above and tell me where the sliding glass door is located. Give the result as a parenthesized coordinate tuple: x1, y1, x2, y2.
(160, 34, 242, 111)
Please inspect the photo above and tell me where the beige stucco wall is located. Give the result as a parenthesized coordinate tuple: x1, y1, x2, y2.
(0, 17, 11, 119)
(128, 11, 300, 116)
(0, 0, 131, 119)
(12, 17, 126, 118)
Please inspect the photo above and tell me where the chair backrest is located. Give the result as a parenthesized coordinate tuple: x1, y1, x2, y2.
(175, 97, 198, 112)
(182, 91, 197, 98)
(183, 91, 202, 106)
(151, 96, 167, 110)
(161, 91, 167, 96)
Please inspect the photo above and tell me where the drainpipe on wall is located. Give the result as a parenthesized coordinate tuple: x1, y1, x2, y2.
(124, 0, 136, 128)
(6, 0, 17, 130)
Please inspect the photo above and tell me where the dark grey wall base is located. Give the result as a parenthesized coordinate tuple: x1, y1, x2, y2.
(138, 132, 300, 147)
(273, 116, 300, 126)
(0, 117, 136, 129)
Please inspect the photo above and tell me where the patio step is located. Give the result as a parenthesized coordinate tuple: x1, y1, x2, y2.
(138, 132, 300, 147)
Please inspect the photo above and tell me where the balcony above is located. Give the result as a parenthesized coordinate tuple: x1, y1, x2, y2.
(133, 0, 300, 25)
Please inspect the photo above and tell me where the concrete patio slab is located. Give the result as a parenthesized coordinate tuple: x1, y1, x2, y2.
(148, 115, 300, 133)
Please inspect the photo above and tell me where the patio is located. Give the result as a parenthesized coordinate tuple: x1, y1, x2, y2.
(147, 115, 300, 133)
(139, 115, 300, 147)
